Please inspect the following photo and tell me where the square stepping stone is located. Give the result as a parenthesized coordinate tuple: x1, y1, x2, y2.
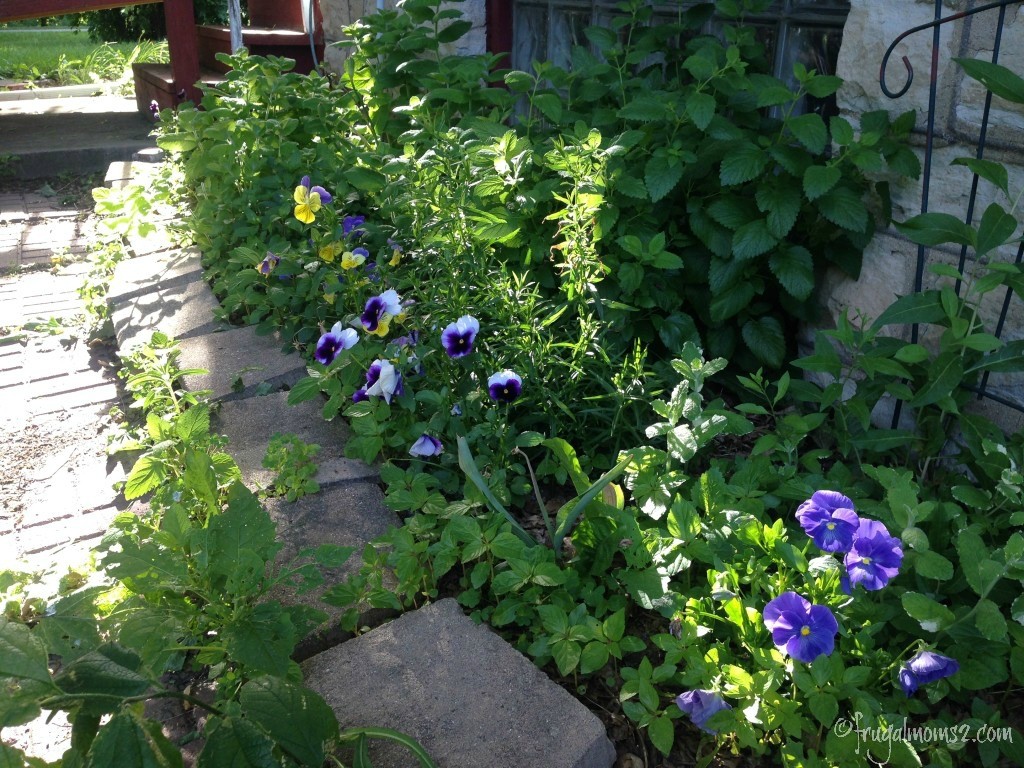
(177, 326, 306, 400)
(302, 599, 615, 768)
(113, 278, 224, 352)
(107, 247, 202, 308)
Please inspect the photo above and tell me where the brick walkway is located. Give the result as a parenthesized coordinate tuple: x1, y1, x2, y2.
(0, 191, 90, 271)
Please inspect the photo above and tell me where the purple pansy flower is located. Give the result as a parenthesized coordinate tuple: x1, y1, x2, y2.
(361, 289, 403, 335)
(844, 519, 903, 591)
(763, 591, 838, 663)
(675, 690, 732, 734)
(352, 388, 368, 403)
(409, 434, 443, 457)
(898, 651, 959, 696)
(149, 100, 160, 120)
(441, 315, 480, 359)
(314, 322, 358, 365)
(487, 370, 522, 403)
(796, 490, 861, 553)
(343, 215, 365, 237)
(258, 251, 280, 275)
(364, 360, 403, 403)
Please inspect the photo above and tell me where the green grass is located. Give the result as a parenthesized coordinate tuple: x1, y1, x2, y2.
(0, 30, 167, 85)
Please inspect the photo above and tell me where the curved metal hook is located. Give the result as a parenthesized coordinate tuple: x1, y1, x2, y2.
(878, 0, 1024, 100)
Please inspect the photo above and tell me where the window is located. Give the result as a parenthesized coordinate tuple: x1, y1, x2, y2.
(511, 0, 850, 114)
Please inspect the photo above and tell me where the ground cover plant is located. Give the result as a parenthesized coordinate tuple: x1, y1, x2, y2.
(142, 0, 1024, 763)
(0, 30, 166, 86)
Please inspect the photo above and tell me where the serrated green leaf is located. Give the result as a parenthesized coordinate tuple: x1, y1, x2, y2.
(720, 142, 767, 186)
(551, 639, 582, 676)
(805, 75, 842, 98)
(808, 691, 838, 727)
(175, 404, 210, 442)
(124, 455, 166, 500)
(817, 187, 869, 232)
(239, 677, 339, 766)
(803, 165, 841, 201)
(975, 598, 1008, 641)
(437, 19, 472, 43)
(686, 92, 715, 130)
(532, 92, 563, 123)
(503, 70, 535, 92)
(658, 312, 701, 352)
(756, 178, 801, 238)
(788, 113, 828, 153)
(89, 712, 183, 768)
(732, 220, 778, 260)
(287, 376, 323, 405)
(647, 715, 675, 756)
(617, 95, 669, 122)
(956, 530, 1005, 596)
(645, 156, 683, 203)
(197, 717, 277, 768)
(769, 246, 814, 300)
(156, 133, 197, 153)
(830, 116, 854, 145)
(223, 604, 294, 677)
(0, 620, 51, 684)
(742, 317, 786, 368)
(710, 282, 757, 323)
(914, 550, 954, 580)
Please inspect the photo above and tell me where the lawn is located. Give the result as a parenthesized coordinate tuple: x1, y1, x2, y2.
(0, 29, 166, 84)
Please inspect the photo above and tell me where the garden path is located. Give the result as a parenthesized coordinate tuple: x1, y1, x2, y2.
(0, 161, 616, 767)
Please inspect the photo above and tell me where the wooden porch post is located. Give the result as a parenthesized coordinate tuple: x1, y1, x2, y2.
(163, 0, 202, 105)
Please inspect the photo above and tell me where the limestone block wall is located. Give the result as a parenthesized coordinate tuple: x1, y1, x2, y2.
(823, 0, 1024, 429)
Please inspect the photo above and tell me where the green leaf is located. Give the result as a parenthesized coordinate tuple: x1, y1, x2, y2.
(551, 639, 581, 676)
(580, 641, 610, 675)
(207, 484, 278, 577)
(967, 340, 1024, 374)
(975, 598, 1008, 642)
(830, 116, 854, 146)
(457, 437, 534, 546)
(787, 113, 828, 154)
(732, 220, 778, 260)
(901, 592, 955, 632)
(175, 404, 210, 442)
(287, 376, 323, 405)
(955, 57, 1024, 105)
(89, 712, 183, 768)
(123, 455, 166, 500)
(756, 179, 801, 238)
(710, 282, 757, 323)
(344, 167, 386, 194)
(645, 155, 683, 203)
(657, 312, 701, 352)
(769, 246, 814, 301)
(895, 213, 976, 247)
(808, 691, 838, 727)
(647, 715, 675, 756)
(156, 133, 197, 153)
(976, 202, 1018, 257)
(222, 604, 295, 677)
(197, 717, 277, 768)
(240, 677, 339, 766)
(532, 92, 563, 123)
(184, 448, 218, 510)
(805, 75, 842, 98)
(437, 19, 472, 43)
(914, 550, 954, 580)
(908, 350, 963, 408)
(617, 96, 669, 122)
(816, 187, 869, 232)
(685, 92, 715, 130)
(871, 291, 946, 330)
(803, 165, 841, 201)
(0, 620, 51, 684)
(952, 157, 1009, 196)
(54, 645, 149, 712)
(742, 317, 786, 369)
(720, 142, 767, 186)
(956, 530, 1004, 596)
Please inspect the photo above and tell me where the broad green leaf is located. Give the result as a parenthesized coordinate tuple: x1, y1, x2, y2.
(617, 96, 669, 122)
(975, 598, 1008, 641)
(657, 312, 701, 352)
(287, 376, 323, 405)
(769, 246, 814, 300)
(787, 113, 828, 154)
(952, 157, 1009, 196)
(175, 404, 210, 442)
(579, 641, 609, 675)
(805, 74, 842, 98)
(720, 142, 767, 186)
(956, 530, 1004, 596)
(830, 116, 854, 146)
(707, 196, 758, 230)
(685, 92, 715, 130)
(732, 220, 778, 260)
(710, 282, 757, 323)
(344, 167, 386, 194)
(532, 92, 563, 123)
(755, 178, 801, 238)
(156, 133, 197, 153)
(207, 483, 277, 576)
(908, 350, 963, 408)
(895, 213, 975, 247)
(645, 155, 683, 203)
(914, 550, 954, 580)
(0, 620, 52, 683)
(871, 291, 946, 330)
(222, 604, 295, 677)
(808, 691, 838, 727)
(197, 717, 277, 768)
(88, 712, 183, 768)
(184, 448, 218, 510)
(901, 592, 954, 632)
(955, 57, 1024, 105)
(803, 165, 841, 201)
(437, 19, 472, 43)
(975, 202, 1018, 258)
(647, 715, 675, 756)
(816, 187, 869, 232)
(742, 317, 786, 368)
(551, 639, 582, 676)
(239, 677, 339, 767)
(503, 70, 534, 92)
(123, 455, 166, 500)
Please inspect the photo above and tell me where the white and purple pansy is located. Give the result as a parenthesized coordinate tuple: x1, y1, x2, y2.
(441, 315, 480, 359)
(409, 434, 443, 457)
(361, 289, 403, 335)
(314, 322, 358, 366)
(487, 370, 522, 403)
(364, 359, 403, 403)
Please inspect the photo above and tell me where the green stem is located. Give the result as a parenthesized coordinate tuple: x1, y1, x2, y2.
(338, 727, 439, 768)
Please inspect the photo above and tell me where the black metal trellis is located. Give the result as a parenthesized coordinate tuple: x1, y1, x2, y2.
(878, 0, 1024, 425)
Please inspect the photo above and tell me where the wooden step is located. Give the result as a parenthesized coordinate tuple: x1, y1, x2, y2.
(196, 25, 324, 74)
(132, 62, 226, 114)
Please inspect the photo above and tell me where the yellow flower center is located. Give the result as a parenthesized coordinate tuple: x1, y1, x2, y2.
(861, 556, 871, 565)
(826, 523, 836, 531)
(800, 626, 811, 636)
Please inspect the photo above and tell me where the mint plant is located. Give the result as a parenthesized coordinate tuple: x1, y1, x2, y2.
(263, 432, 321, 502)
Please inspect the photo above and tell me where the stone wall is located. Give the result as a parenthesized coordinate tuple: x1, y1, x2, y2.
(823, 0, 1024, 430)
